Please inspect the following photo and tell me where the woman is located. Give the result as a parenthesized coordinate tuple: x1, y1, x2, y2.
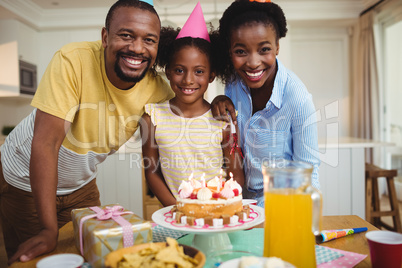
(211, 0, 320, 207)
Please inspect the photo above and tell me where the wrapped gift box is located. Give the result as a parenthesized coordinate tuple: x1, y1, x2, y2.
(72, 204, 152, 268)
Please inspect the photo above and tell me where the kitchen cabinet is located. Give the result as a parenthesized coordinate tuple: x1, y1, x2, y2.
(0, 19, 38, 64)
(0, 41, 36, 99)
(0, 41, 19, 96)
(0, 20, 38, 98)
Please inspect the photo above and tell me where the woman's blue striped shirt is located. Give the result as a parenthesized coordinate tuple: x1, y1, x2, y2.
(226, 59, 320, 207)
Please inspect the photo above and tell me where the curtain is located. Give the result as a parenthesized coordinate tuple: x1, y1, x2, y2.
(351, 11, 381, 164)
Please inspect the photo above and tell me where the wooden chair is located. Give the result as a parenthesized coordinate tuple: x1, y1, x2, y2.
(365, 163, 402, 232)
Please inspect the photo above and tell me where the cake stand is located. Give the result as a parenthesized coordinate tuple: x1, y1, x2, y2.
(152, 205, 264, 256)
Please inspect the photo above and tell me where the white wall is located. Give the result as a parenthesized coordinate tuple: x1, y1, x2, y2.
(385, 20, 402, 177)
(289, 26, 352, 139)
(37, 28, 101, 80)
(386, 21, 402, 134)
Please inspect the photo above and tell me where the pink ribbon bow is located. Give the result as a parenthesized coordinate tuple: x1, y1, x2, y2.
(79, 205, 134, 255)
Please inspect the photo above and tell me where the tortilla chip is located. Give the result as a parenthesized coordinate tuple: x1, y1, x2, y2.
(117, 238, 199, 268)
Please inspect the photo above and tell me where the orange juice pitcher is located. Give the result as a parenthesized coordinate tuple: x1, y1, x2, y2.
(262, 159, 321, 268)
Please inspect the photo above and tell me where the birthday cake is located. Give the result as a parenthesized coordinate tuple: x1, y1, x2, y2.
(171, 173, 250, 227)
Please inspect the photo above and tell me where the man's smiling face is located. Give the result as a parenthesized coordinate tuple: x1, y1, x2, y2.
(102, 6, 160, 90)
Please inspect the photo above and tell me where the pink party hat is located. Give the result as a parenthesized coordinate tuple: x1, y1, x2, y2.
(176, 2, 210, 42)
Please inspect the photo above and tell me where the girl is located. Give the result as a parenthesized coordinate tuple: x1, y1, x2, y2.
(211, 0, 320, 207)
(140, 3, 244, 207)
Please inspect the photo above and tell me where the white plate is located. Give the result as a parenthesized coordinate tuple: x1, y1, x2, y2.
(242, 199, 258, 206)
(36, 253, 84, 268)
(219, 257, 295, 268)
(152, 205, 264, 234)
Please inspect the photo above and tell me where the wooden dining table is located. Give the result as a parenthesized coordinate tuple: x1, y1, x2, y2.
(9, 215, 377, 268)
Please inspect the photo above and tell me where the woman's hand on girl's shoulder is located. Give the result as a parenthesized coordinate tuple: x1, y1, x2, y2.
(211, 95, 237, 124)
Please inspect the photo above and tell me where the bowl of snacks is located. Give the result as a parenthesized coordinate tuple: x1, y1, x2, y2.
(104, 237, 205, 268)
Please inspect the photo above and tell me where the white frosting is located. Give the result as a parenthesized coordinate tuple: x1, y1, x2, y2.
(178, 181, 193, 199)
(178, 180, 189, 191)
(220, 186, 235, 199)
(264, 257, 286, 268)
(240, 256, 261, 268)
(190, 179, 202, 189)
(197, 187, 213, 201)
(239, 257, 286, 268)
(177, 195, 242, 205)
(206, 176, 221, 187)
(224, 178, 243, 194)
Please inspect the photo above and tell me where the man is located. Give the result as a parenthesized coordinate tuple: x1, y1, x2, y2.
(0, 0, 173, 264)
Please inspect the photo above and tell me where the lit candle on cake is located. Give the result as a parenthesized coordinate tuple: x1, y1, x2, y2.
(229, 172, 234, 181)
(201, 173, 206, 187)
(207, 176, 221, 191)
(189, 172, 201, 189)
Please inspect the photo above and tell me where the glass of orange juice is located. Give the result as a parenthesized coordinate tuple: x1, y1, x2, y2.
(262, 159, 321, 268)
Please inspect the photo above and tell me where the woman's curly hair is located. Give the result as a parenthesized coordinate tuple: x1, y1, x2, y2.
(216, 0, 288, 84)
(157, 26, 220, 73)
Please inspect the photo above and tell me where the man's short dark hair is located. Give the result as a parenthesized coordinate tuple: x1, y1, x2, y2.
(105, 0, 160, 30)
